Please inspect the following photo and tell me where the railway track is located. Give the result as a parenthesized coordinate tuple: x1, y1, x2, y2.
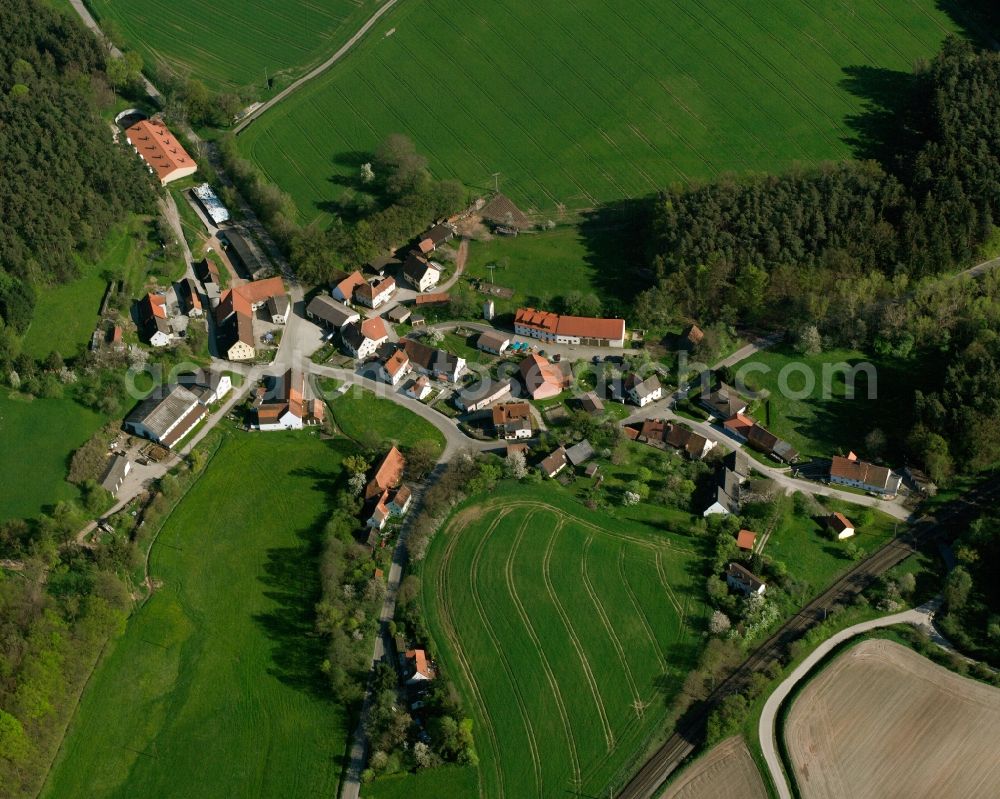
(618, 479, 999, 799)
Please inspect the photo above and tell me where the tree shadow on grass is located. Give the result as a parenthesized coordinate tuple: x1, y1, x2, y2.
(839, 65, 923, 177)
(253, 463, 346, 700)
(577, 199, 654, 318)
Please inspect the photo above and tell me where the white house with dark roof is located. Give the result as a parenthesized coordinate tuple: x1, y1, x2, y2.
(124, 385, 206, 448)
(627, 375, 663, 407)
(307, 295, 359, 329)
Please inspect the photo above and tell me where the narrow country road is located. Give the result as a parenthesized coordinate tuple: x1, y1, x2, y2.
(233, 0, 401, 135)
(66, 0, 162, 101)
(758, 600, 940, 799)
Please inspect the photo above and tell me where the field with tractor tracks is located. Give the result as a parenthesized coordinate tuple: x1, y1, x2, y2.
(421, 484, 707, 798)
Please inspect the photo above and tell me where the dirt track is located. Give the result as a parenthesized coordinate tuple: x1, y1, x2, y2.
(658, 737, 766, 799)
(786, 639, 1000, 799)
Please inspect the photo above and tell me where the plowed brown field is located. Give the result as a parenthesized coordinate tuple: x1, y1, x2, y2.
(786, 639, 1000, 799)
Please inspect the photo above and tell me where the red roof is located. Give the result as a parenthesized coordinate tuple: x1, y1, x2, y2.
(143, 293, 167, 319)
(515, 307, 559, 333)
(415, 292, 450, 305)
(125, 119, 197, 182)
(829, 512, 854, 532)
(556, 314, 625, 341)
(514, 307, 625, 341)
(736, 529, 757, 550)
(334, 270, 366, 299)
(361, 316, 388, 341)
(366, 446, 406, 499)
(724, 413, 755, 437)
(384, 349, 409, 377)
(405, 649, 435, 679)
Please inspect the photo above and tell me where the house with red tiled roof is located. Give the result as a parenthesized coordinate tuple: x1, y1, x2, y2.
(252, 369, 324, 431)
(355, 276, 396, 309)
(404, 649, 435, 683)
(723, 413, 755, 441)
(332, 271, 368, 304)
(365, 446, 406, 501)
(139, 293, 172, 347)
(519, 353, 571, 400)
(365, 447, 412, 529)
(343, 317, 389, 359)
(380, 348, 411, 386)
(514, 307, 626, 347)
(125, 119, 197, 185)
(829, 453, 901, 495)
(827, 512, 856, 539)
(215, 277, 287, 362)
(735, 529, 757, 551)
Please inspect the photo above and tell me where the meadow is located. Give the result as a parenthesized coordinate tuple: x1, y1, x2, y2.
(421, 482, 707, 798)
(731, 345, 935, 461)
(0, 390, 104, 522)
(86, 0, 381, 95)
(20, 217, 173, 360)
(239, 0, 959, 222)
(328, 387, 446, 454)
(41, 430, 353, 798)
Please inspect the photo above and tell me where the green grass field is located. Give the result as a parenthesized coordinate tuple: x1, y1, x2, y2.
(328, 388, 446, 454)
(732, 345, 935, 460)
(42, 430, 352, 798)
(88, 0, 381, 94)
(239, 0, 958, 222)
(763, 497, 898, 596)
(422, 482, 706, 798)
(364, 765, 478, 799)
(0, 390, 104, 522)
(21, 217, 180, 360)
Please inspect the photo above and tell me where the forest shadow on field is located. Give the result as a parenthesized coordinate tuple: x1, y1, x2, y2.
(839, 65, 922, 174)
(577, 199, 653, 318)
(937, 0, 1000, 47)
(253, 464, 344, 700)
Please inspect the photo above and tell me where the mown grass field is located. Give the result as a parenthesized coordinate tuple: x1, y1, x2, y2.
(87, 0, 380, 94)
(42, 430, 352, 798)
(328, 387, 446, 454)
(20, 217, 170, 360)
(363, 765, 478, 799)
(0, 390, 104, 522)
(239, 0, 958, 222)
(422, 482, 706, 798)
(732, 345, 936, 460)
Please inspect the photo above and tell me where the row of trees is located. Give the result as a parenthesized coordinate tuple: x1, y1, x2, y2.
(218, 133, 467, 287)
(0, 0, 155, 344)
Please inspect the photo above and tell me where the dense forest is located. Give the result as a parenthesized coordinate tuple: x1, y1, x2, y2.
(636, 37, 1000, 481)
(0, 0, 154, 355)
(638, 37, 1000, 332)
(0, 2, 156, 794)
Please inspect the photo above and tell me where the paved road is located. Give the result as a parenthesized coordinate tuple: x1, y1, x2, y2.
(311, 364, 492, 460)
(233, 0, 401, 135)
(621, 404, 911, 520)
(758, 601, 940, 799)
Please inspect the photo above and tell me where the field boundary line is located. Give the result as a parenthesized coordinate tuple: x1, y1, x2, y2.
(505, 512, 583, 789)
(654, 550, 686, 627)
(233, 0, 403, 134)
(542, 521, 616, 750)
(468, 509, 544, 795)
(580, 535, 641, 705)
(433, 511, 509, 798)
